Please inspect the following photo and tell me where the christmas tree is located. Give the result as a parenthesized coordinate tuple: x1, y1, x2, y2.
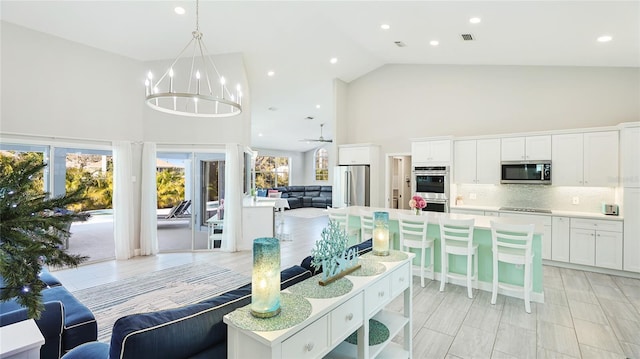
(1, 157, 88, 318)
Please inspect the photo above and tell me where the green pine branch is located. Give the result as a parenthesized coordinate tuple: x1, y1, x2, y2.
(1, 158, 89, 318)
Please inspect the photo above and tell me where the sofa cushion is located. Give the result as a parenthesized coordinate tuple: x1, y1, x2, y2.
(304, 191, 320, 197)
(320, 186, 332, 193)
(42, 285, 97, 352)
(61, 342, 109, 359)
(304, 185, 321, 192)
(280, 265, 312, 289)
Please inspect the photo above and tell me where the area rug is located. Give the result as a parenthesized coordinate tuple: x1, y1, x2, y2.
(72, 262, 250, 342)
(283, 207, 328, 219)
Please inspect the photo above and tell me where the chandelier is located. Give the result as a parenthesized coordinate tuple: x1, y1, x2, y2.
(144, 0, 242, 117)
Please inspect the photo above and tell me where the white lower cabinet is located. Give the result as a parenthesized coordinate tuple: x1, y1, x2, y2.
(570, 218, 623, 270)
(570, 228, 596, 266)
(551, 217, 570, 262)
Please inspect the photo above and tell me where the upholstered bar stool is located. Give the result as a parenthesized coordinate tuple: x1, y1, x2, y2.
(490, 221, 535, 313)
(398, 213, 434, 287)
(358, 209, 374, 242)
(439, 217, 478, 298)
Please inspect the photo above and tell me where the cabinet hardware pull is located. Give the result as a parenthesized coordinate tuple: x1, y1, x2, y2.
(378, 291, 385, 297)
(346, 313, 353, 321)
(399, 277, 405, 282)
(305, 343, 314, 351)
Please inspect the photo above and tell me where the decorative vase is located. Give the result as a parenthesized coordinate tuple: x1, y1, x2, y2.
(372, 211, 390, 256)
(415, 208, 421, 215)
(250, 237, 281, 318)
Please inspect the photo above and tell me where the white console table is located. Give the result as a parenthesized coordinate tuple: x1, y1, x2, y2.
(0, 319, 45, 359)
(225, 252, 414, 359)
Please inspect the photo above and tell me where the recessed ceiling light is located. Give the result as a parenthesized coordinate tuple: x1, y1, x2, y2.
(174, 7, 185, 15)
(267, 71, 275, 77)
(258, 133, 263, 137)
(469, 17, 481, 24)
(597, 35, 613, 42)
(430, 40, 439, 46)
(268, 107, 278, 111)
(380, 24, 390, 30)
(316, 104, 321, 109)
(330, 57, 338, 64)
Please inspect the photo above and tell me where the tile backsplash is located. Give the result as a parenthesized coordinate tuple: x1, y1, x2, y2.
(454, 184, 617, 213)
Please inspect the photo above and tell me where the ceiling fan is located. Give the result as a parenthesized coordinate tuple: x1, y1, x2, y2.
(300, 123, 333, 143)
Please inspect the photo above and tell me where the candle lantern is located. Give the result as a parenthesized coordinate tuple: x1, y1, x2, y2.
(250, 237, 281, 318)
(372, 211, 390, 256)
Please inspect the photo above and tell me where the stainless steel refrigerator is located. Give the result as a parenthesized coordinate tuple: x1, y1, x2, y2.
(335, 165, 370, 207)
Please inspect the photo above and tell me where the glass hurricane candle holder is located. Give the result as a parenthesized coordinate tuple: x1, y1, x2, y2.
(372, 211, 390, 256)
(250, 237, 281, 318)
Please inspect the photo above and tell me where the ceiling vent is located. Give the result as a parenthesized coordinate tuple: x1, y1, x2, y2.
(305, 116, 315, 120)
(394, 41, 407, 47)
(461, 33, 474, 41)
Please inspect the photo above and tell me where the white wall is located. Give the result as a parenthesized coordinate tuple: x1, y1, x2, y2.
(345, 64, 640, 153)
(1, 21, 144, 141)
(344, 64, 640, 207)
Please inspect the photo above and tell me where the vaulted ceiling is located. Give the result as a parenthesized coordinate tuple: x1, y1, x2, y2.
(2, 1, 638, 152)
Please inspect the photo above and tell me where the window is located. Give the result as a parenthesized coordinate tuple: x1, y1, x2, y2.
(255, 156, 289, 189)
(315, 148, 328, 181)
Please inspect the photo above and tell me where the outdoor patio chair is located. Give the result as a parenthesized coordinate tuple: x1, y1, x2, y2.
(165, 200, 191, 219)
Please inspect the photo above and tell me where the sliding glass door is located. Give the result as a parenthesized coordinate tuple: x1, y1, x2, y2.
(156, 151, 225, 252)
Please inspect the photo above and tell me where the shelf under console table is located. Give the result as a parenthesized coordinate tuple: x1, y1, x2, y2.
(224, 251, 415, 359)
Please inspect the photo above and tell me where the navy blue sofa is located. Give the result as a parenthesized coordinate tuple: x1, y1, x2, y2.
(0, 269, 97, 359)
(61, 265, 312, 359)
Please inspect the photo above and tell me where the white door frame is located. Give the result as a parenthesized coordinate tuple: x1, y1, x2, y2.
(384, 152, 411, 209)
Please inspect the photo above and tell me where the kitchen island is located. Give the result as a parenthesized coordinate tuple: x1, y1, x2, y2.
(339, 206, 545, 302)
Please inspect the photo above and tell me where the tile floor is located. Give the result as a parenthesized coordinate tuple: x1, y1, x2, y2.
(53, 212, 640, 358)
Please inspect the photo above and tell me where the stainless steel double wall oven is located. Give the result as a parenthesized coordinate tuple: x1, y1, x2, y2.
(412, 166, 450, 212)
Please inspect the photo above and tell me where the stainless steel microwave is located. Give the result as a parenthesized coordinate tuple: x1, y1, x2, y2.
(501, 161, 551, 184)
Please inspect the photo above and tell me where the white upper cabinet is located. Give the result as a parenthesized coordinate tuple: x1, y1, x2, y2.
(552, 131, 618, 187)
(583, 131, 619, 187)
(552, 133, 584, 186)
(339, 145, 372, 165)
(412, 140, 451, 166)
(454, 139, 500, 184)
(501, 135, 551, 161)
(621, 126, 640, 187)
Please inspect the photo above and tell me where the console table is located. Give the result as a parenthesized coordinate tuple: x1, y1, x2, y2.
(225, 252, 414, 359)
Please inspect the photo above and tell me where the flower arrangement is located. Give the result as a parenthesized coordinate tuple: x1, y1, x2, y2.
(408, 195, 426, 215)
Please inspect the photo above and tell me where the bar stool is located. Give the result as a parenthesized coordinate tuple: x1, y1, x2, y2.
(327, 208, 358, 243)
(398, 213, 434, 287)
(439, 217, 477, 298)
(490, 221, 535, 313)
(358, 209, 374, 242)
